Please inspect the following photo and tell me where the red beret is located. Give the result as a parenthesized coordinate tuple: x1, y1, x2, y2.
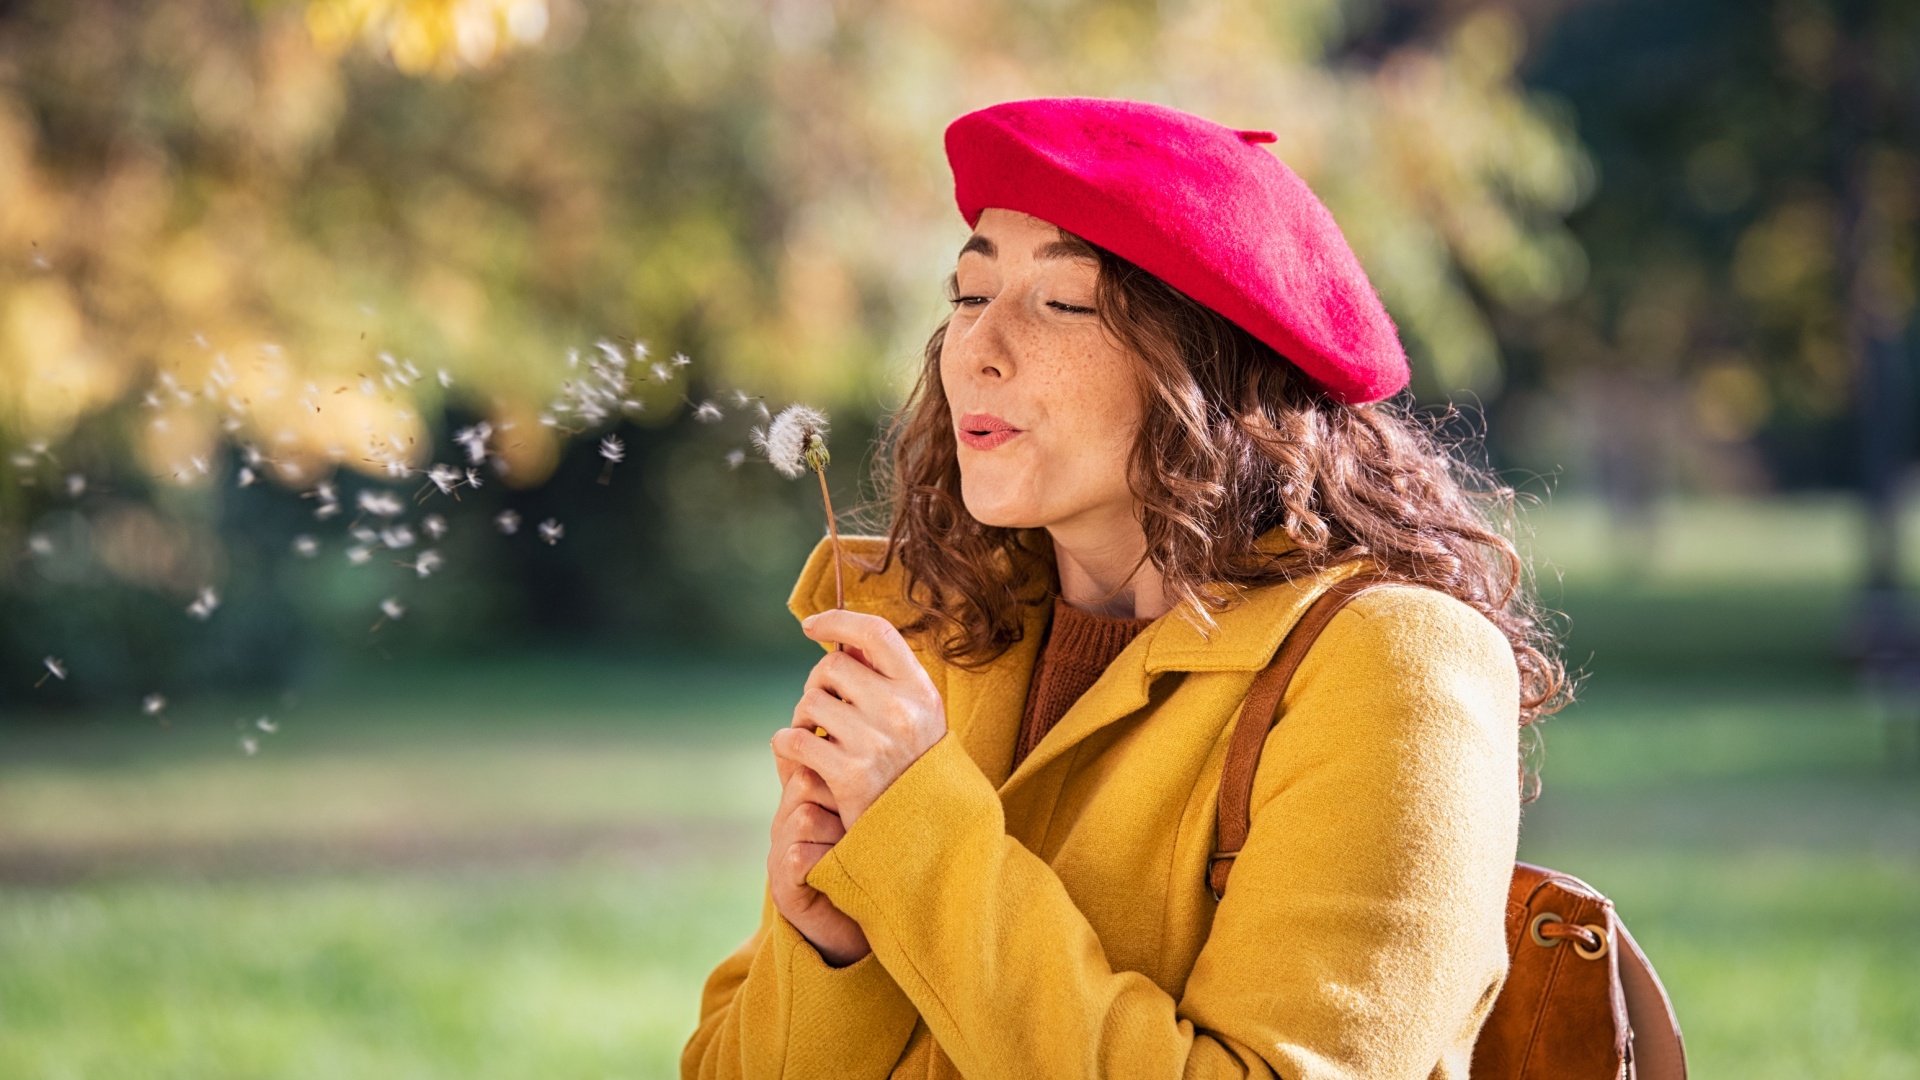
(944, 97, 1409, 404)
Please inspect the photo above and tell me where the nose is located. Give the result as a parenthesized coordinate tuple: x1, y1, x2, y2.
(953, 292, 1016, 381)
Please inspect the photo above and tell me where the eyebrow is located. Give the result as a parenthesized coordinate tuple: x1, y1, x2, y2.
(957, 233, 1100, 263)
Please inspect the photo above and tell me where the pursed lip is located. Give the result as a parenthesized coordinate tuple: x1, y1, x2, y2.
(956, 411, 1024, 450)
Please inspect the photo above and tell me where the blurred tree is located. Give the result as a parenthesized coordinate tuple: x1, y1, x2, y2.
(0, 0, 1594, 703)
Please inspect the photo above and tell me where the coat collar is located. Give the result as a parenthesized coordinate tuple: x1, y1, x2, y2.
(785, 526, 1369, 793)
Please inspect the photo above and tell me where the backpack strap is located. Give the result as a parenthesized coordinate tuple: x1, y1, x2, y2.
(1208, 572, 1395, 901)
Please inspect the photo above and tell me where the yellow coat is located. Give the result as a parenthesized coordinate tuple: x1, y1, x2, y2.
(683, 526, 1520, 1080)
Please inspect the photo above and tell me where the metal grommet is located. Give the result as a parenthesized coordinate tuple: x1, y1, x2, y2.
(1529, 911, 1565, 948)
(1573, 922, 1610, 960)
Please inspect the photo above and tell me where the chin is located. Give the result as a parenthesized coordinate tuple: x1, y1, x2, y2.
(957, 488, 1041, 531)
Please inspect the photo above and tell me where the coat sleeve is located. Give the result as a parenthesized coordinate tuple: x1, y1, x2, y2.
(680, 874, 921, 1079)
(801, 586, 1521, 1080)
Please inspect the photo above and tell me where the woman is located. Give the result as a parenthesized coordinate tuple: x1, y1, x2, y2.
(682, 97, 1565, 1080)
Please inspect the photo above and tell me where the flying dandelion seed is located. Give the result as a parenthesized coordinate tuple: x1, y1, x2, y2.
(598, 434, 625, 485)
(465, 467, 484, 489)
(753, 403, 848, 617)
(693, 401, 723, 423)
(438, 368, 453, 388)
(65, 473, 86, 497)
(237, 466, 256, 488)
(670, 352, 692, 369)
(255, 717, 278, 733)
(26, 534, 51, 556)
(412, 549, 443, 578)
(495, 509, 521, 535)
(631, 341, 650, 362)
(292, 535, 319, 557)
(379, 597, 405, 620)
(186, 586, 220, 620)
(422, 514, 448, 539)
(240, 736, 259, 756)
(453, 422, 492, 465)
(34, 656, 66, 687)
(379, 525, 416, 550)
(725, 448, 746, 469)
(357, 490, 404, 518)
(142, 693, 166, 715)
(347, 545, 373, 565)
(426, 464, 462, 495)
(351, 525, 378, 543)
(538, 518, 564, 545)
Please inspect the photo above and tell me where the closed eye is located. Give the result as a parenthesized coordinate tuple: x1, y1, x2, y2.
(1048, 301, 1096, 315)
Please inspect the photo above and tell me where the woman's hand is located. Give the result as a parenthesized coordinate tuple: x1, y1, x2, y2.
(767, 756, 871, 967)
(771, 609, 947, 831)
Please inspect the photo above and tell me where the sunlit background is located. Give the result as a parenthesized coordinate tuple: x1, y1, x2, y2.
(2, 0, 1916, 1076)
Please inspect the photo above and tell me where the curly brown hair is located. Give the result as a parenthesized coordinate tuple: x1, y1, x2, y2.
(845, 226, 1570, 792)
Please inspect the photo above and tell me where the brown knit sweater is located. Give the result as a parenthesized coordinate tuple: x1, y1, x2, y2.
(1012, 594, 1157, 772)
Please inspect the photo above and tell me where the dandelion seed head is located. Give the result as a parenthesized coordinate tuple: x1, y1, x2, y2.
(754, 404, 830, 479)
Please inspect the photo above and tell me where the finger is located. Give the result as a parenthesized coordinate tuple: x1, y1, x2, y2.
(790, 764, 839, 815)
(775, 763, 839, 820)
(799, 610, 922, 683)
(804, 648, 889, 710)
(785, 800, 847, 846)
(782, 840, 834, 882)
(789, 684, 865, 745)
(771, 724, 840, 786)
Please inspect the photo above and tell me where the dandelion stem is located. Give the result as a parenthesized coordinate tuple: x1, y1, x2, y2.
(815, 464, 845, 612)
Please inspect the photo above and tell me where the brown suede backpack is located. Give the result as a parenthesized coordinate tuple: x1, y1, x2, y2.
(1208, 575, 1688, 1080)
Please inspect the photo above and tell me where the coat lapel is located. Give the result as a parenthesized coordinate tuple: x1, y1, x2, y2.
(992, 530, 1372, 799)
(785, 527, 1371, 800)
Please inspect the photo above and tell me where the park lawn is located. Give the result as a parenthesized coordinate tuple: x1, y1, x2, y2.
(6, 493, 1920, 1078)
(2, 668, 1915, 1079)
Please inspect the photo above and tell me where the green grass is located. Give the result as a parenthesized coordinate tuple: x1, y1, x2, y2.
(4, 496, 1920, 1077)
(0, 858, 765, 1080)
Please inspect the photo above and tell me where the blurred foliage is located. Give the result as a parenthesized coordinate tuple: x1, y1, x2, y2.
(1500, 0, 1920, 498)
(0, 0, 1598, 702)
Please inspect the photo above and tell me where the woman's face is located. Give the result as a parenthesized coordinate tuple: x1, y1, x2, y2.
(940, 208, 1144, 534)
